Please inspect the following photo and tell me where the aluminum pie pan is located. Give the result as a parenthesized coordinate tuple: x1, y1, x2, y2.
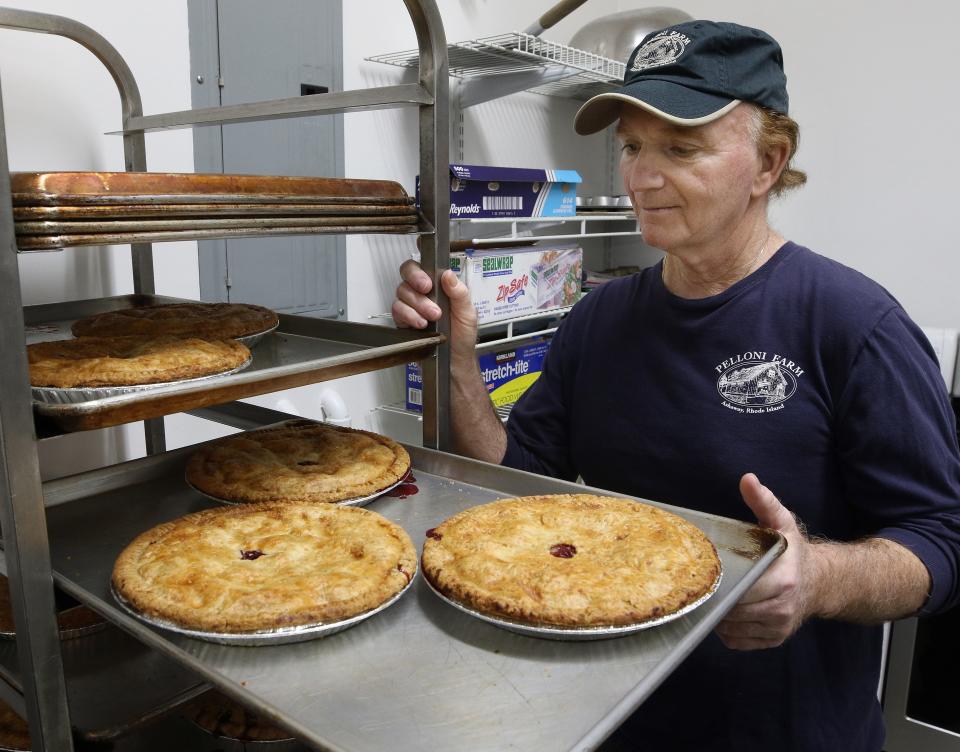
(31, 356, 253, 405)
(0, 604, 108, 641)
(186, 476, 407, 508)
(235, 322, 279, 349)
(111, 565, 418, 646)
(423, 562, 723, 641)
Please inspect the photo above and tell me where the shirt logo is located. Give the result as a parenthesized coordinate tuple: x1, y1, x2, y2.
(630, 30, 691, 72)
(715, 351, 804, 414)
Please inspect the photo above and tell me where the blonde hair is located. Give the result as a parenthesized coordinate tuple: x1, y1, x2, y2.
(748, 105, 807, 196)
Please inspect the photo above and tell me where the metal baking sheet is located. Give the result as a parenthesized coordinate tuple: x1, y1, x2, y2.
(31, 357, 253, 405)
(10, 171, 410, 204)
(15, 215, 417, 235)
(111, 566, 418, 646)
(16, 223, 418, 251)
(186, 476, 407, 508)
(13, 202, 417, 220)
(23, 295, 442, 431)
(423, 564, 723, 641)
(41, 428, 785, 752)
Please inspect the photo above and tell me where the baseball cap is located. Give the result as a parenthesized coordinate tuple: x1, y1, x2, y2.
(574, 20, 788, 134)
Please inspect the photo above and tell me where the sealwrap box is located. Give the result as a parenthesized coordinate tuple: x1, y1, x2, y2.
(405, 336, 552, 413)
(460, 244, 582, 325)
(417, 164, 582, 218)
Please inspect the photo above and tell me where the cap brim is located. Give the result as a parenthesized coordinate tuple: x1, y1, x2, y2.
(574, 80, 740, 134)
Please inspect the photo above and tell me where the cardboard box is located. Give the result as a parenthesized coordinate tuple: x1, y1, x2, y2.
(418, 164, 582, 219)
(459, 244, 582, 325)
(405, 337, 552, 413)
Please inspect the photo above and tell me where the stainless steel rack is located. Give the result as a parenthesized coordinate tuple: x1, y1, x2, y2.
(366, 31, 624, 106)
(0, 2, 449, 748)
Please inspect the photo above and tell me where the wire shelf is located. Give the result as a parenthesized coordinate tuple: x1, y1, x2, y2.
(367, 32, 624, 100)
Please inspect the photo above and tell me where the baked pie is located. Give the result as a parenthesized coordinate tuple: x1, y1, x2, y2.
(71, 301, 278, 340)
(185, 419, 411, 504)
(28, 335, 250, 388)
(184, 690, 295, 743)
(422, 494, 721, 628)
(0, 575, 105, 638)
(112, 502, 417, 633)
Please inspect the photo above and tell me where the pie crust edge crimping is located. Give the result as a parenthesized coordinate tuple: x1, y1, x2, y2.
(184, 419, 411, 504)
(422, 494, 721, 628)
(112, 502, 417, 634)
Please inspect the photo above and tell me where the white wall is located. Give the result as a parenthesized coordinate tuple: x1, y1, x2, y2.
(4, 1, 958, 468)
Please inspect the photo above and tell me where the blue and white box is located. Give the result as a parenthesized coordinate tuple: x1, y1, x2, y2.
(417, 164, 582, 219)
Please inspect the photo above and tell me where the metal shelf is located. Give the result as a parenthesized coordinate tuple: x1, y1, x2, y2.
(115, 84, 433, 135)
(40, 415, 783, 752)
(24, 294, 443, 433)
(367, 31, 624, 103)
(454, 213, 640, 245)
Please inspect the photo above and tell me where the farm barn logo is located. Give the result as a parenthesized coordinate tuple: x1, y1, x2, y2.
(631, 30, 691, 72)
(715, 351, 804, 414)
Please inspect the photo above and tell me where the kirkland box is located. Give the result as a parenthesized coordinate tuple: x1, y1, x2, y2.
(417, 164, 582, 218)
(459, 244, 582, 326)
(406, 337, 552, 413)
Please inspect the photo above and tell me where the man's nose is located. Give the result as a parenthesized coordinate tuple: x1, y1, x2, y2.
(623, 152, 665, 193)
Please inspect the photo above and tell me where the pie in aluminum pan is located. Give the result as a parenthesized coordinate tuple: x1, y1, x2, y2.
(184, 690, 294, 743)
(185, 419, 411, 504)
(422, 494, 721, 628)
(71, 301, 279, 339)
(112, 502, 417, 633)
(28, 335, 251, 388)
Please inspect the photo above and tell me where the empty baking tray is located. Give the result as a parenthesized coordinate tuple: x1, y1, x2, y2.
(23, 295, 443, 432)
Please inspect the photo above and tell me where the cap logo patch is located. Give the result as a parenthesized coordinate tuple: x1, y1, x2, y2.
(630, 30, 691, 72)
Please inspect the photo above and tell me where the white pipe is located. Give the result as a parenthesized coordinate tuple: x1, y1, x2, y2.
(319, 388, 351, 427)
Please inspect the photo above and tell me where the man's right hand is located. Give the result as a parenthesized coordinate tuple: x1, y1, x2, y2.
(392, 260, 478, 361)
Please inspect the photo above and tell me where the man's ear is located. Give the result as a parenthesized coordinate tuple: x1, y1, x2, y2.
(753, 141, 790, 198)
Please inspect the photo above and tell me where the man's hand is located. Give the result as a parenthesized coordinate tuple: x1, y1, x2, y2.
(392, 260, 478, 361)
(715, 473, 822, 651)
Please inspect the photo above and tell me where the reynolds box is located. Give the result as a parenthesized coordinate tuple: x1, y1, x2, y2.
(459, 244, 582, 325)
(418, 164, 582, 219)
(405, 337, 552, 413)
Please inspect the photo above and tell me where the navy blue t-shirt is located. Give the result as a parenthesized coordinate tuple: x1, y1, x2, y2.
(502, 242, 960, 751)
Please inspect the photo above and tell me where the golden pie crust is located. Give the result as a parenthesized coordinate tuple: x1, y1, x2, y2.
(422, 494, 721, 628)
(28, 335, 250, 388)
(185, 690, 293, 742)
(112, 502, 417, 633)
(71, 302, 278, 339)
(185, 419, 411, 504)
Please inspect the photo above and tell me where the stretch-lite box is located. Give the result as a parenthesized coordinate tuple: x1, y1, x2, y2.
(405, 337, 552, 413)
(417, 164, 582, 219)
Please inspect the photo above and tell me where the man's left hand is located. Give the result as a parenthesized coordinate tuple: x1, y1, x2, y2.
(714, 473, 821, 651)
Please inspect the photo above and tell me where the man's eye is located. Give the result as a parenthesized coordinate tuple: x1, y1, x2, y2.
(620, 143, 639, 155)
(670, 145, 697, 157)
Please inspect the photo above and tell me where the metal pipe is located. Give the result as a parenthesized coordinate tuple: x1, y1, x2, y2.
(0, 72, 75, 750)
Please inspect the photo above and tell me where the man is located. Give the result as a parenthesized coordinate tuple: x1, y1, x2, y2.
(393, 20, 960, 751)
